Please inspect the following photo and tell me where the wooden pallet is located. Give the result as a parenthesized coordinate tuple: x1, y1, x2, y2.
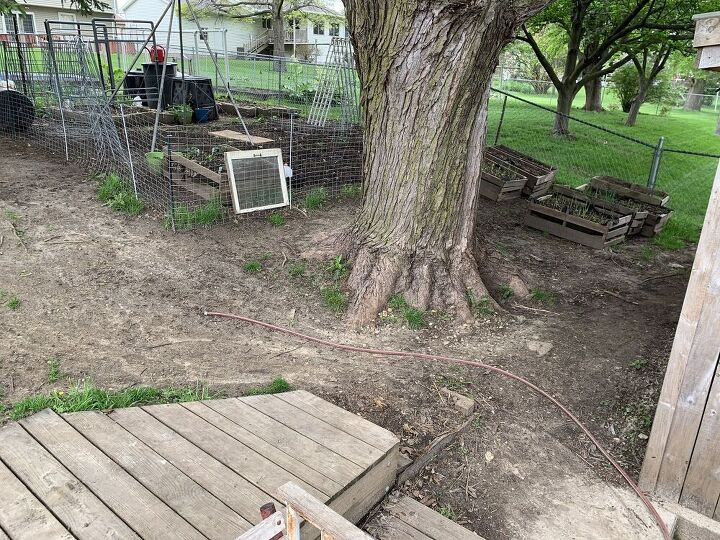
(525, 194, 632, 249)
(488, 145, 557, 197)
(563, 185, 649, 236)
(479, 157, 527, 201)
(0, 391, 400, 539)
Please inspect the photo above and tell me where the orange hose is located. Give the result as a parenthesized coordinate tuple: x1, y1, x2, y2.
(204, 310, 670, 540)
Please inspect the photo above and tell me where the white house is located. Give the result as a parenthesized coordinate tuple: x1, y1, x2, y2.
(120, 0, 347, 64)
(0, 0, 117, 37)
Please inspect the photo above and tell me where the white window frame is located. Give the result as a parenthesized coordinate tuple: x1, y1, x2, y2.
(224, 148, 289, 214)
(313, 21, 325, 35)
(58, 12, 77, 22)
(57, 12, 78, 34)
(329, 22, 339, 37)
(4, 11, 37, 34)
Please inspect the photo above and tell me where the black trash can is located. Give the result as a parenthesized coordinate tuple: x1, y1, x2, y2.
(142, 62, 177, 109)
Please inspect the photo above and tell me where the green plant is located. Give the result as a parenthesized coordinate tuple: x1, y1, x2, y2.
(3, 209, 20, 222)
(6, 296, 21, 310)
(340, 183, 362, 198)
(167, 199, 223, 229)
(321, 285, 347, 312)
(499, 285, 515, 301)
(466, 290, 494, 316)
(639, 245, 656, 262)
(269, 213, 285, 226)
(288, 262, 306, 277)
(530, 288, 556, 305)
(243, 377, 291, 396)
(386, 295, 426, 329)
(243, 260, 262, 273)
(438, 505, 457, 521)
(98, 174, 144, 216)
(629, 358, 648, 370)
(10, 381, 212, 421)
(108, 191, 144, 216)
(48, 358, 60, 383)
(303, 187, 327, 210)
(327, 255, 349, 280)
(171, 103, 193, 125)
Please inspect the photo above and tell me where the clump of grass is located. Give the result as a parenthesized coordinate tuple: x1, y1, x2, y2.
(466, 290, 494, 316)
(47, 358, 60, 383)
(168, 199, 223, 229)
(303, 187, 327, 210)
(321, 285, 347, 312)
(387, 294, 426, 329)
(438, 505, 457, 521)
(499, 285, 515, 301)
(327, 255, 349, 280)
(4, 209, 20, 222)
(6, 296, 21, 310)
(98, 173, 144, 216)
(340, 183, 362, 198)
(10, 381, 212, 421)
(243, 260, 262, 273)
(243, 377, 291, 396)
(654, 222, 686, 250)
(269, 213, 285, 226)
(288, 262, 306, 277)
(530, 288, 556, 305)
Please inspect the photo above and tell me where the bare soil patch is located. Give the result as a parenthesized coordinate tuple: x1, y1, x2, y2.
(0, 142, 693, 538)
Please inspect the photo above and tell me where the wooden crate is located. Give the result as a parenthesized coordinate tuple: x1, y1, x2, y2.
(479, 158, 527, 201)
(571, 184, 649, 235)
(488, 145, 557, 197)
(525, 192, 632, 249)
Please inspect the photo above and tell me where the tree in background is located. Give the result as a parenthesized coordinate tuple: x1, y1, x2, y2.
(502, 29, 565, 94)
(669, 54, 720, 111)
(340, 1, 550, 326)
(520, 0, 700, 134)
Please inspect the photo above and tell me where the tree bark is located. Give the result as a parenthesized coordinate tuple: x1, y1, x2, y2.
(271, 2, 286, 72)
(554, 87, 575, 135)
(684, 78, 705, 111)
(625, 82, 648, 127)
(342, 1, 547, 326)
(582, 76, 603, 112)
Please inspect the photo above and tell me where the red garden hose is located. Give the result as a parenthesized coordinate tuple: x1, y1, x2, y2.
(204, 311, 671, 540)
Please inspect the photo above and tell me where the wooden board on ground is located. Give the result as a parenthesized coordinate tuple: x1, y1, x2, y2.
(377, 496, 486, 539)
(209, 130, 274, 145)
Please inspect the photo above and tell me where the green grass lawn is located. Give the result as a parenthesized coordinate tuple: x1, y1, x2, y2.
(486, 89, 720, 248)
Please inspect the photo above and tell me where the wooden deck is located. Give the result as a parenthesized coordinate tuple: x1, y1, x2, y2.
(0, 390, 400, 539)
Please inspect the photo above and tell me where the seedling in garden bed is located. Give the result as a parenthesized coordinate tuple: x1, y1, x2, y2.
(288, 262, 306, 277)
(629, 358, 648, 370)
(47, 358, 61, 383)
(322, 285, 347, 312)
(303, 187, 327, 210)
(530, 288, 555, 305)
(243, 260, 262, 273)
(269, 213, 285, 226)
(6, 296, 21, 310)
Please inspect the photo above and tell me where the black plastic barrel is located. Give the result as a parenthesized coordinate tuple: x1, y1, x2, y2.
(142, 62, 177, 109)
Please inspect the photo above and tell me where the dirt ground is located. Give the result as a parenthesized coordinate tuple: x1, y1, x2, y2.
(0, 142, 695, 539)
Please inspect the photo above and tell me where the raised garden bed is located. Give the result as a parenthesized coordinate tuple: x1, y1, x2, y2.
(558, 185, 648, 236)
(582, 176, 673, 237)
(525, 190, 633, 249)
(487, 145, 557, 197)
(479, 158, 527, 201)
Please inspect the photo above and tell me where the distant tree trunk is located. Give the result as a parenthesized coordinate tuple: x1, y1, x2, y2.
(554, 86, 576, 135)
(626, 81, 648, 127)
(272, 4, 286, 72)
(583, 76, 603, 112)
(684, 78, 705, 111)
(342, 1, 549, 325)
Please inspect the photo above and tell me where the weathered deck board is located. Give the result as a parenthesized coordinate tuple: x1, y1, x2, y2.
(0, 421, 138, 540)
(109, 406, 278, 522)
(0, 459, 74, 540)
(242, 394, 383, 467)
(203, 397, 363, 484)
(21, 409, 205, 540)
(65, 410, 251, 539)
(0, 391, 402, 539)
(382, 497, 485, 540)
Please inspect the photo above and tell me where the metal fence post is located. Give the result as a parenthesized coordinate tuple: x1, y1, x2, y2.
(494, 94, 508, 146)
(647, 136, 665, 191)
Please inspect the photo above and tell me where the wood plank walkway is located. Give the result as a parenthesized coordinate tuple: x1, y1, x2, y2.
(0, 390, 400, 539)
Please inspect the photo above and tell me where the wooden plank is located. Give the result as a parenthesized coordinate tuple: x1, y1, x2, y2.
(209, 130, 274, 145)
(277, 482, 372, 540)
(527, 202, 609, 234)
(242, 395, 384, 468)
(525, 213, 606, 250)
(110, 407, 276, 524)
(234, 511, 285, 540)
(169, 153, 222, 182)
(590, 176, 669, 206)
(275, 391, 400, 452)
(0, 422, 138, 540)
(174, 178, 220, 201)
(65, 411, 251, 539)
(201, 398, 362, 486)
(641, 162, 720, 494)
(374, 516, 434, 540)
(20, 409, 204, 540)
(0, 458, 74, 540)
(183, 401, 344, 494)
(693, 13, 720, 47)
(388, 497, 484, 540)
(143, 403, 331, 502)
(681, 358, 720, 516)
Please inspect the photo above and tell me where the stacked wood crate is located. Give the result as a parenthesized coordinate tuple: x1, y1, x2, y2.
(487, 145, 557, 197)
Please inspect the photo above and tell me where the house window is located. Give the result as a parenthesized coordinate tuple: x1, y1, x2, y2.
(313, 22, 324, 35)
(4, 13, 36, 34)
(262, 18, 272, 30)
(329, 22, 339, 37)
(57, 12, 77, 34)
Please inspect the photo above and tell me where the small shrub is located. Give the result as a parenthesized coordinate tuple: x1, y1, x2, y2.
(243, 377, 291, 396)
(321, 285, 347, 312)
(304, 187, 327, 210)
(340, 183, 362, 198)
(243, 260, 262, 273)
(6, 296, 21, 310)
(269, 213, 285, 226)
(48, 358, 60, 383)
(288, 262, 306, 277)
(168, 199, 222, 229)
(530, 288, 556, 305)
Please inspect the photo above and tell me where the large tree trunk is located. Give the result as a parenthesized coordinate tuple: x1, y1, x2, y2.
(272, 10, 286, 72)
(625, 82, 648, 127)
(582, 76, 603, 112)
(342, 2, 546, 326)
(554, 87, 575, 135)
(684, 78, 706, 111)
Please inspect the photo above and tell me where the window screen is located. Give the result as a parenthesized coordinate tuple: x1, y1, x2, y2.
(225, 149, 289, 214)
